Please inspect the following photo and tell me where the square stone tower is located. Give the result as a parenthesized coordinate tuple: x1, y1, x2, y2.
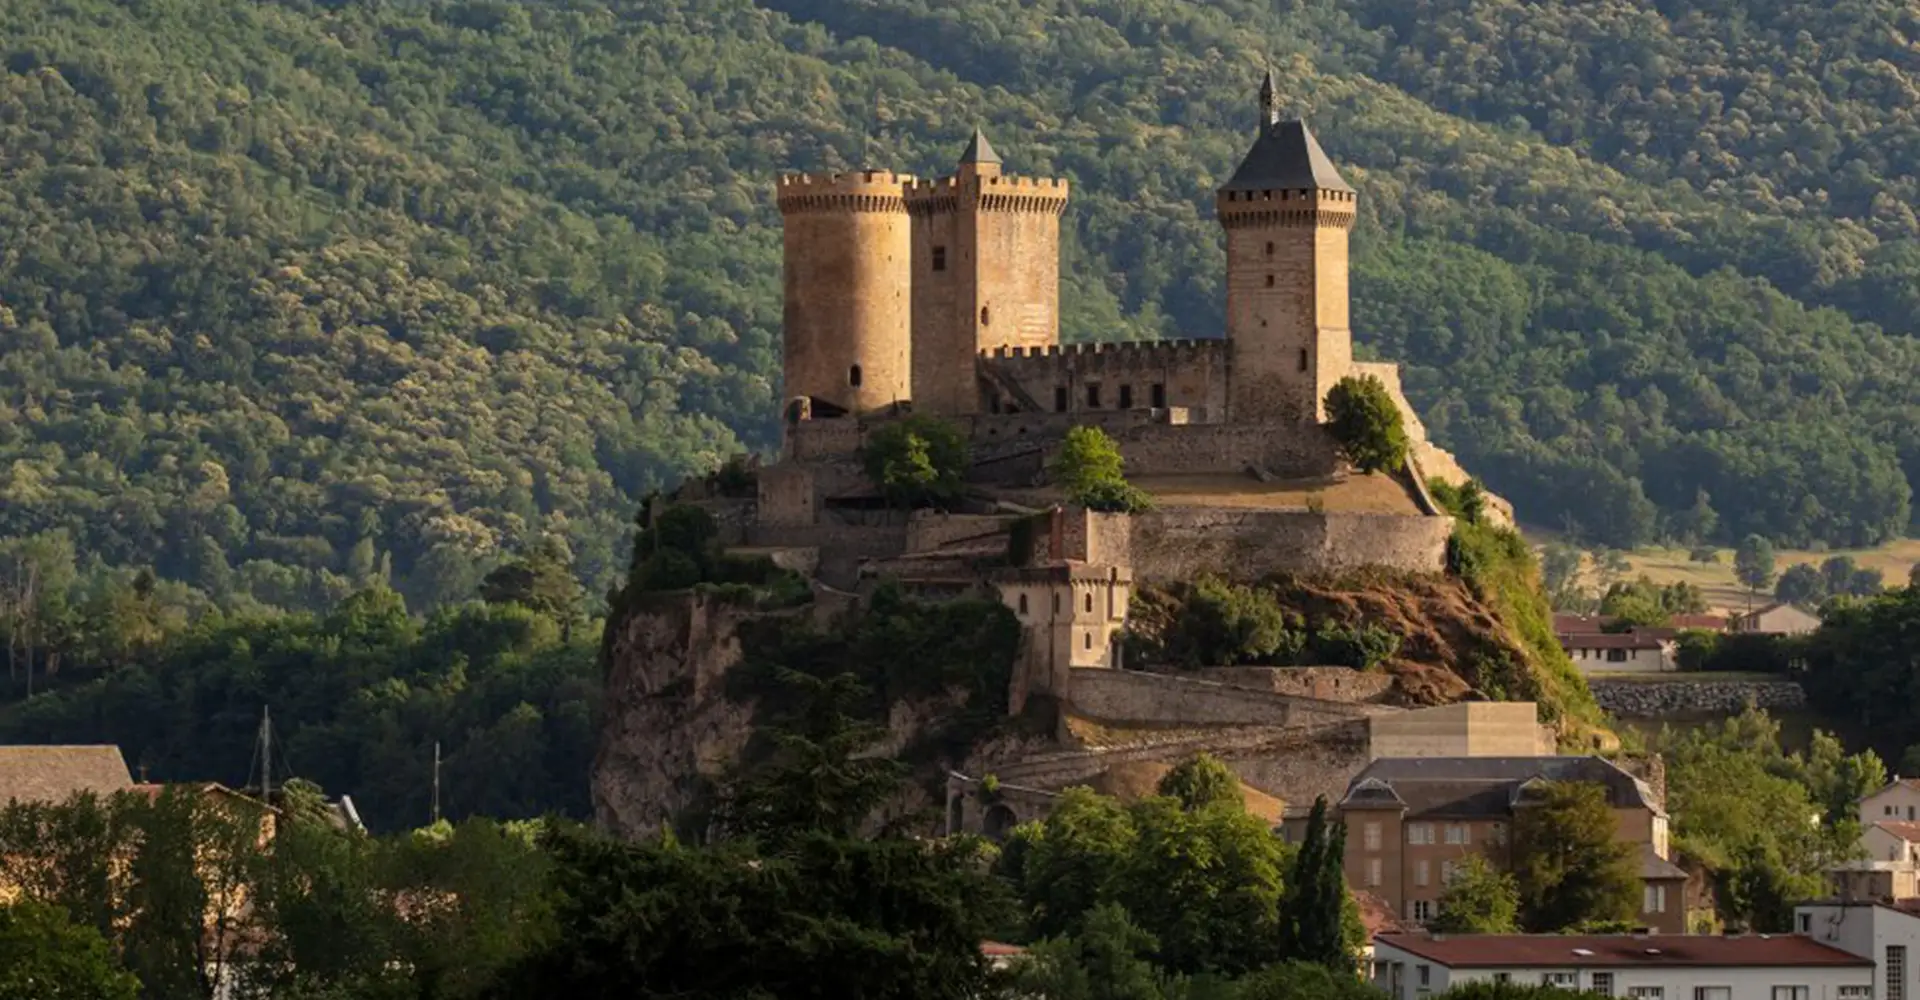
(906, 130, 1070, 416)
(1217, 73, 1357, 424)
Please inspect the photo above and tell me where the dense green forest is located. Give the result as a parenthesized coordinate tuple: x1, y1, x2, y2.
(1, 0, 1918, 611)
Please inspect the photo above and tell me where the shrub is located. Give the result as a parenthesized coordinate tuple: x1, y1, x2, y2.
(1325, 375, 1409, 473)
(861, 415, 969, 509)
(1050, 426, 1153, 512)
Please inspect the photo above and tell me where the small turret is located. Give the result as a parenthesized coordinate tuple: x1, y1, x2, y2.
(1259, 66, 1280, 127)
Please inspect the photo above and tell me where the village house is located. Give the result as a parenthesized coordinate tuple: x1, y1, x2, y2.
(1731, 602, 1822, 636)
(1329, 756, 1687, 933)
(1562, 632, 1680, 673)
(1372, 932, 1872, 1000)
(1797, 899, 1920, 1000)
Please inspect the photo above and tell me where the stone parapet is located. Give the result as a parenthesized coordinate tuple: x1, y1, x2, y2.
(1067, 668, 1387, 730)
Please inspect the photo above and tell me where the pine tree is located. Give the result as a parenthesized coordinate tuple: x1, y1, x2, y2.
(1280, 795, 1353, 971)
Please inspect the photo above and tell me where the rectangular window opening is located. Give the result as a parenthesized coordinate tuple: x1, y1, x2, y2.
(1054, 387, 1068, 413)
(932, 246, 947, 271)
(1150, 383, 1166, 408)
(1086, 384, 1101, 409)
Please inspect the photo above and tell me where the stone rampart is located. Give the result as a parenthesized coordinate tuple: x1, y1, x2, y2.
(996, 719, 1372, 802)
(1588, 677, 1806, 718)
(1201, 666, 1396, 703)
(1067, 668, 1388, 729)
(982, 339, 1230, 417)
(1128, 508, 1450, 582)
(905, 512, 1010, 554)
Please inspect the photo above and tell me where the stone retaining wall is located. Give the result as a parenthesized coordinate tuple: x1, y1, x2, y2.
(1067, 668, 1388, 729)
(1588, 677, 1806, 718)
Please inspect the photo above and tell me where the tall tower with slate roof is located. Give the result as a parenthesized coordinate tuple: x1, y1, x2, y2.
(1217, 71, 1358, 423)
(906, 128, 1070, 416)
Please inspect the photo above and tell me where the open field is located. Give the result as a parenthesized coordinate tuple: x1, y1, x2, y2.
(1523, 528, 1920, 613)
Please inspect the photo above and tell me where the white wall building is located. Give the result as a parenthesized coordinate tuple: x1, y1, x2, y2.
(1861, 782, 1920, 829)
(1562, 633, 1679, 673)
(1797, 900, 1920, 1000)
(1373, 933, 1872, 1000)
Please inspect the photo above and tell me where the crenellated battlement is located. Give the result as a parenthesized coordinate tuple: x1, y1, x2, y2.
(1215, 187, 1356, 230)
(905, 173, 1070, 216)
(777, 170, 916, 213)
(984, 338, 1228, 361)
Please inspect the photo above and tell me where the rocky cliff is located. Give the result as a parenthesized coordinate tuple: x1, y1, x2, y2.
(592, 586, 1050, 839)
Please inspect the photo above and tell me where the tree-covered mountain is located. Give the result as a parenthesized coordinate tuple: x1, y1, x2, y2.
(1, 0, 1916, 610)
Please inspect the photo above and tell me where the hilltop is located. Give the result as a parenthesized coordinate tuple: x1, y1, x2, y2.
(1, 0, 1916, 612)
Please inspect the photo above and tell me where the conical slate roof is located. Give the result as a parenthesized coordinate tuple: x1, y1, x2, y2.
(1220, 119, 1352, 193)
(959, 127, 1001, 165)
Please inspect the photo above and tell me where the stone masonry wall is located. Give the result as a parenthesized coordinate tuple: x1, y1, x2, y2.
(1128, 508, 1450, 582)
(1201, 666, 1397, 703)
(1589, 678, 1807, 718)
(996, 719, 1374, 808)
(1067, 667, 1388, 728)
(982, 339, 1229, 417)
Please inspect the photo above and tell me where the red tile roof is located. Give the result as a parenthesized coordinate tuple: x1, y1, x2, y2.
(1376, 934, 1870, 969)
(0, 745, 133, 805)
(1875, 821, 1920, 842)
(1560, 632, 1670, 651)
(1669, 614, 1730, 630)
(1554, 614, 1613, 634)
(981, 941, 1026, 959)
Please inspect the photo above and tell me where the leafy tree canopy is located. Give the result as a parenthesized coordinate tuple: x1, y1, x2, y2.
(1325, 375, 1410, 475)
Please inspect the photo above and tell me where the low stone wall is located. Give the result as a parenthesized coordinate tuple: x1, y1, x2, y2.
(1128, 508, 1450, 581)
(1588, 677, 1806, 718)
(1067, 668, 1387, 729)
(1201, 666, 1396, 704)
(996, 718, 1374, 806)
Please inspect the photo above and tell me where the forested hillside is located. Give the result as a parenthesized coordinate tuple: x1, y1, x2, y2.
(2, 0, 1917, 611)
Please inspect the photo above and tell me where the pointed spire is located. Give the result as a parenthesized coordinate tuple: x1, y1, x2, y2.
(959, 127, 1002, 166)
(1259, 65, 1280, 127)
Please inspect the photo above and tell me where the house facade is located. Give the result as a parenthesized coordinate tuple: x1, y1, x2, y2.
(1564, 632, 1680, 673)
(1732, 603, 1822, 636)
(1373, 932, 1872, 1000)
(1334, 757, 1685, 933)
(1861, 781, 1920, 828)
(1796, 900, 1920, 1000)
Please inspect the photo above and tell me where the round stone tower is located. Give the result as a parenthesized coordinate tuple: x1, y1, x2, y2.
(776, 169, 914, 421)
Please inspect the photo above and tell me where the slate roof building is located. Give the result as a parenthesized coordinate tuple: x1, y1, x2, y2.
(1333, 756, 1685, 933)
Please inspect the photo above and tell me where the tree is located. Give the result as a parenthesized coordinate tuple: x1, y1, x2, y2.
(1114, 796, 1288, 976)
(1776, 564, 1826, 605)
(0, 899, 139, 1000)
(1004, 903, 1175, 1000)
(1156, 753, 1241, 812)
(860, 415, 970, 509)
(1539, 544, 1584, 598)
(1431, 854, 1520, 934)
(1050, 426, 1153, 513)
(1279, 796, 1351, 972)
(1509, 781, 1639, 932)
(1016, 789, 1137, 940)
(1735, 535, 1777, 605)
(479, 539, 582, 623)
(1234, 960, 1384, 1000)
(1325, 375, 1410, 474)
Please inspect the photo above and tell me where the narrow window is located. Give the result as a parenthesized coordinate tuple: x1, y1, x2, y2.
(980, 305, 990, 326)
(849, 364, 863, 387)
(1083, 633, 1093, 650)
(1151, 383, 1166, 408)
(1265, 274, 1275, 287)
(1084, 593, 1093, 613)
(932, 246, 947, 271)
(1265, 240, 1275, 256)
(1119, 384, 1133, 409)
(1054, 386, 1068, 412)
(1052, 593, 1060, 614)
(1086, 384, 1101, 408)
(1298, 348, 1308, 372)
(1018, 594, 1028, 615)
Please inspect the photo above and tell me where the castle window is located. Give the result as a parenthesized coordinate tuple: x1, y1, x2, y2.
(932, 246, 947, 271)
(1151, 383, 1166, 408)
(1018, 594, 1028, 615)
(1053, 593, 1060, 614)
(1054, 386, 1068, 412)
(1086, 384, 1102, 408)
(1119, 384, 1133, 409)
(980, 306, 991, 326)
(1298, 348, 1309, 372)
(1265, 241, 1275, 256)
(1084, 593, 1094, 613)
(1084, 633, 1093, 650)
(1265, 274, 1275, 288)
(849, 364, 862, 387)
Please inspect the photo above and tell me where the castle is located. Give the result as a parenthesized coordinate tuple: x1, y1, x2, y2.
(776, 70, 1361, 441)
(684, 76, 1498, 708)
(597, 79, 1555, 845)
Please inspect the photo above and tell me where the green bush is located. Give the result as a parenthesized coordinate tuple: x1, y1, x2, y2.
(861, 416, 970, 509)
(1325, 375, 1410, 474)
(1051, 426, 1154, 513)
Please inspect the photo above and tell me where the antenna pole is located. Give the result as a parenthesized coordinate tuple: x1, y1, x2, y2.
(431, 741, 442, 825)
(259, 706, 272, 805)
